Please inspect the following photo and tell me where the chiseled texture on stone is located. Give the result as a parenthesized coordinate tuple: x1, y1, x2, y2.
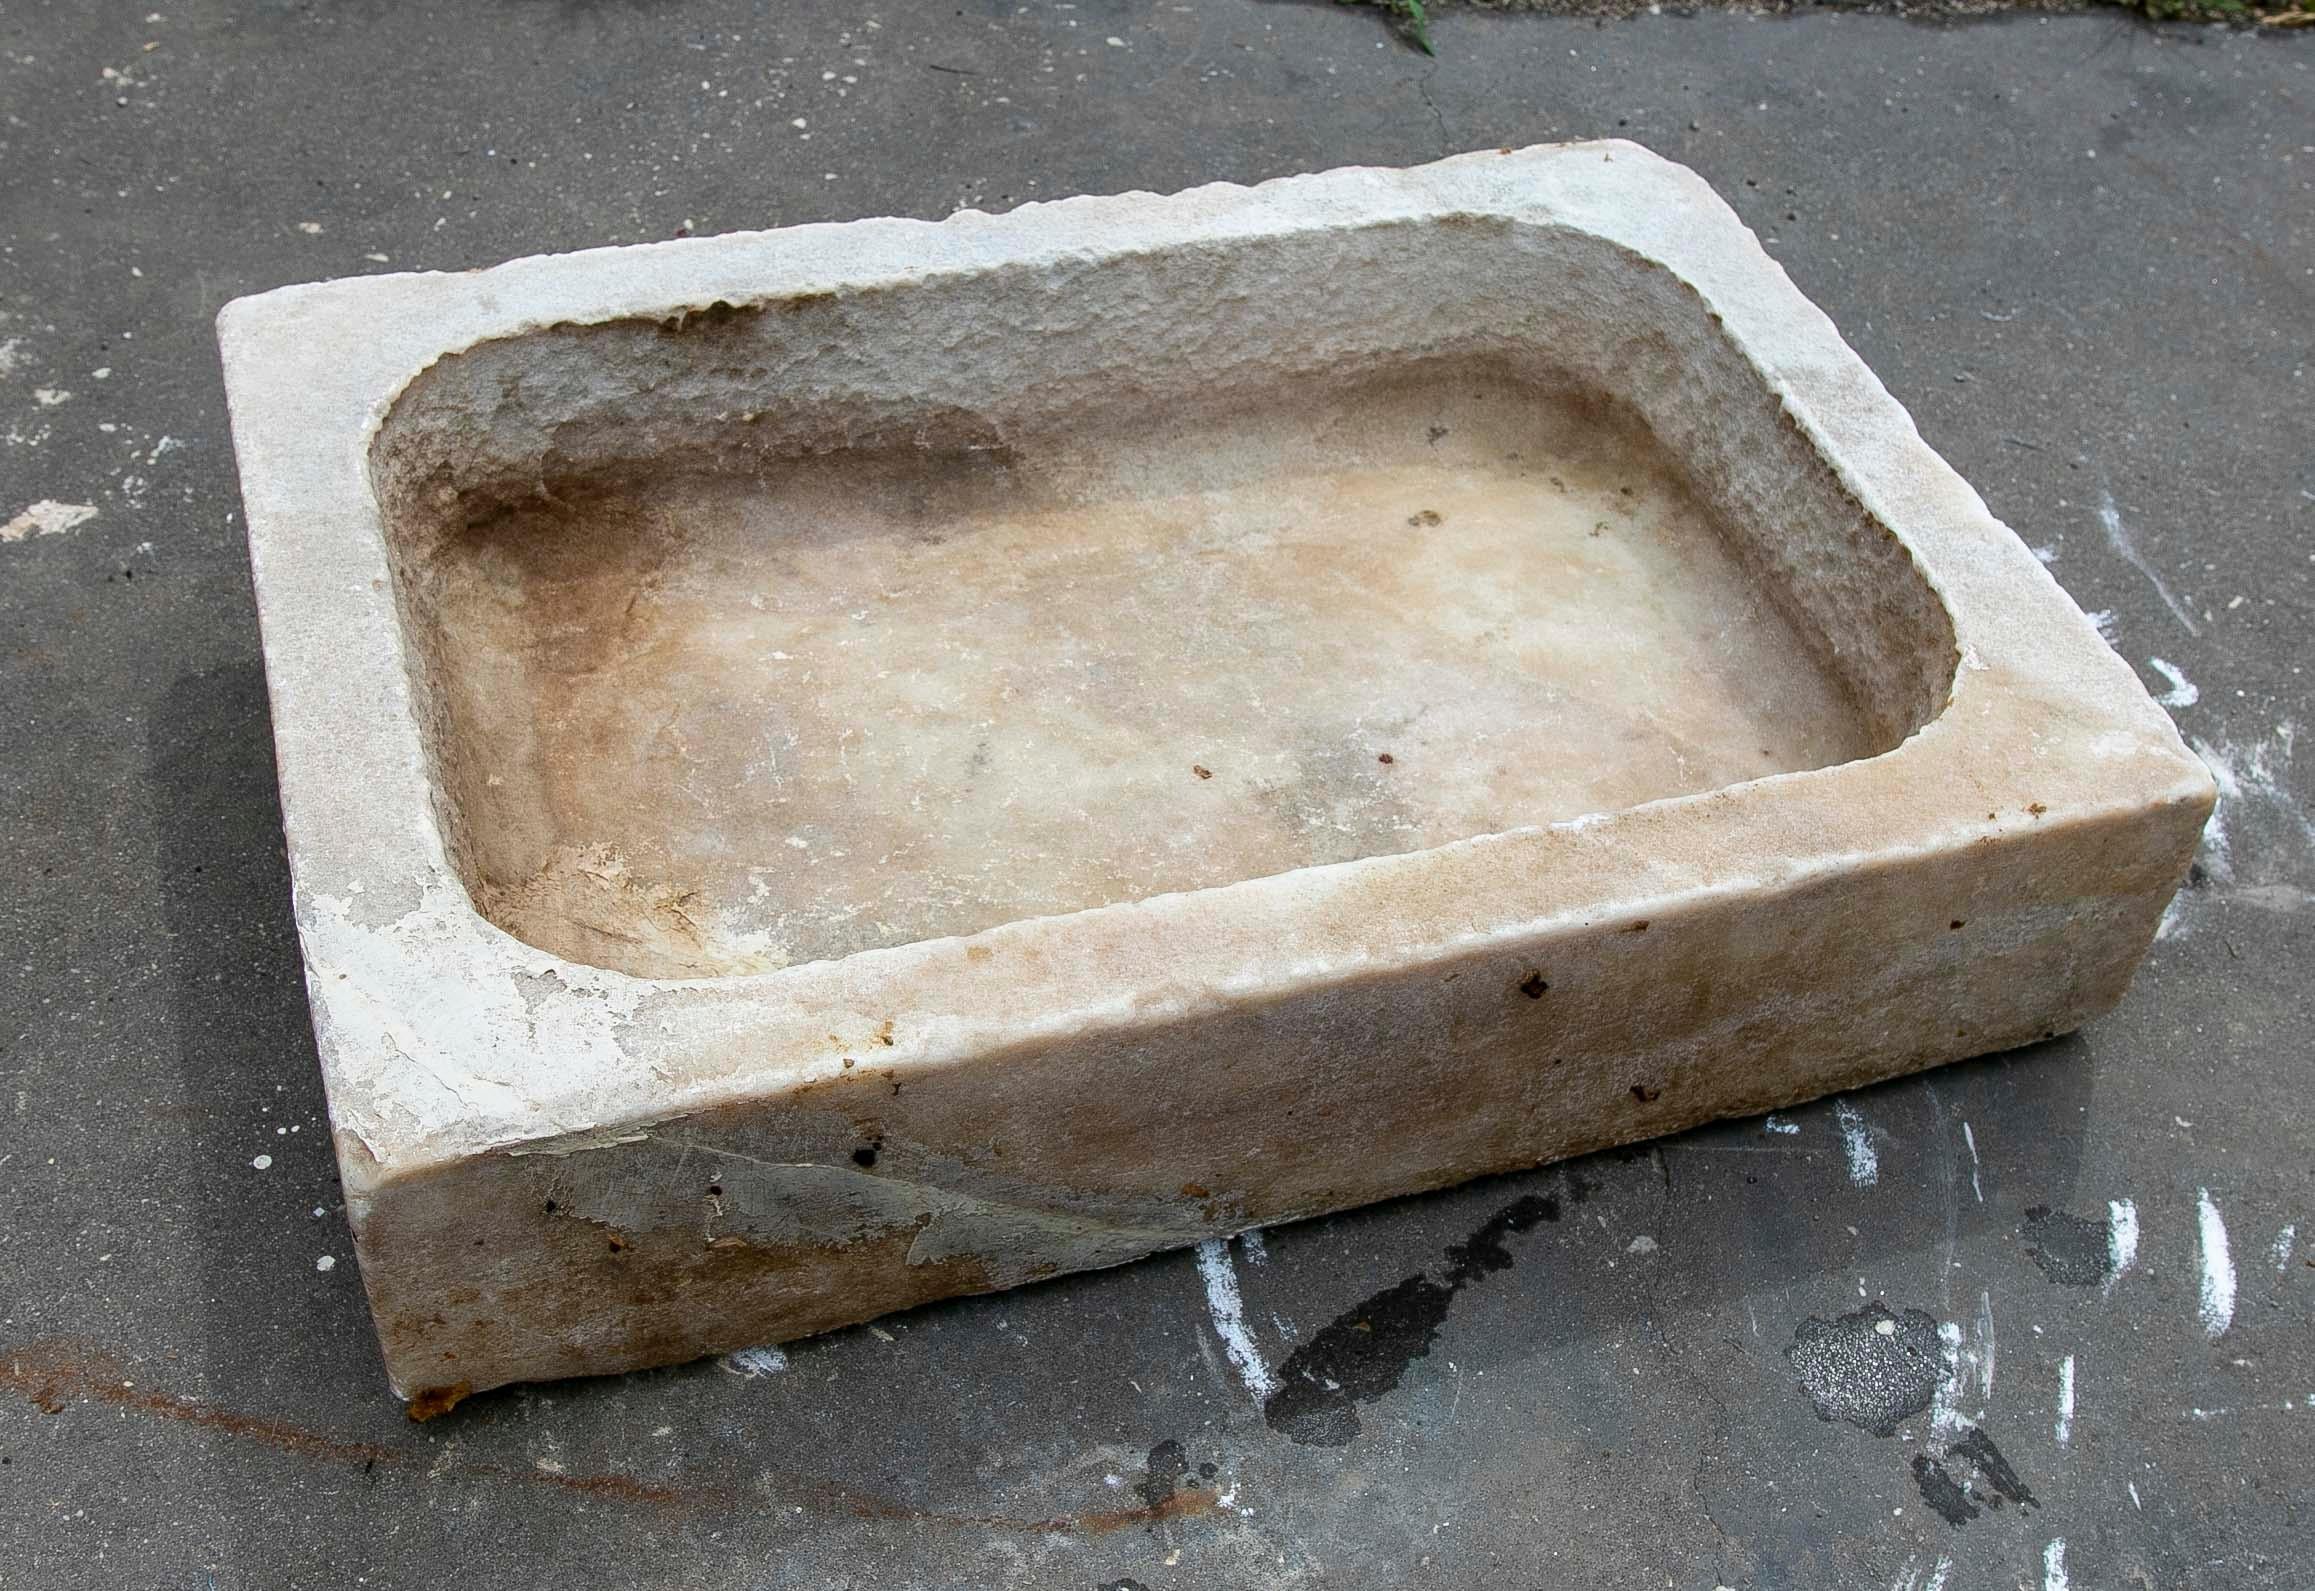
(216, 144, 2212, 1414)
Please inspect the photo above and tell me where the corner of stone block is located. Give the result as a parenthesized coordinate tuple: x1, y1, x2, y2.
(213, 287, 280, 354)
(402, 1381, 474, 1423)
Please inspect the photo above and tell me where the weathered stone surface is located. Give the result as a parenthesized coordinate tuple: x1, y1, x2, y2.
(216, 144, 2211, 1414)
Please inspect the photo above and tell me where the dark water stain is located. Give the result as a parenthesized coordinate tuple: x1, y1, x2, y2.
(1950, 1427, 2036, 1508)
(2023, 1205, 2111, 1287)
(1912, 1425, 2038, 1526)
(1786, 1303, 1944, 1436)
(1262, 1191, 1561, 1446)
(1133, 1438, 1189, 1510)
(1911, 1452, 1981, 1525)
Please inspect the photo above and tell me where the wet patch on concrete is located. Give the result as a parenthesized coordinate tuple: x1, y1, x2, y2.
(1911, 1427, 2038, 1525)
(1786, 1302, 1945, 1436)
(1910, 1451, 1981, 1525)
(2023, 1205, 2112, 1286)
(1132, 1439, 1189, 1511)
(1263, 1189, 1566, 1446)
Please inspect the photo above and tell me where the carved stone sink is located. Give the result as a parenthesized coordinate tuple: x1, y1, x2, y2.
(218, 144, 2211, 1415)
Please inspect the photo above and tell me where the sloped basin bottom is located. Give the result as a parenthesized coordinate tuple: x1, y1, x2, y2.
(420, 363, 1879, 977)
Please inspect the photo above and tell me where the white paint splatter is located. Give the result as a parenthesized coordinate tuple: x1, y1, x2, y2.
(1626, 1235, 1659, 1255)
(249, 1154, 273, 1170)
(2185, 736, 2259, 884)
(1195, 1236, 1274, 1401)
(0, 337, 21, 374)
(1975, 1290, 1997, 1399)
(2, 500, 98, 542)
(1835, 1100, 1879, 1187)
(32, 388, 70, 407)
(2106, 1199, 2140, 1292)
(1239, 1227, 1270, 1266)
(2160, 725, 2315, 942)
(2147, 658, 2198, 709)
(1930, 1321, 1972, 1441)
(1929, 1302, 1997, 1443)
(2055, 1355, 2075, 1448)
(2043, 1537, 2070, 1591)
(1961, 1121, 1984, 1204)
(2271, 1224, 2297, 1274)
(315, 1255, 336, 1273)
(2128, 1480, 2142, 1509)
(1763, 1115, 1799, 1136)
(721, 1345, 788, 1377)
(2099, 490, 2199, 635)
(2085, 609, 2120, 645)
(1922, 1558, 1952, 1591)
(2198, 1188, 2236, 1337)
(2029, 544, 2059, 565)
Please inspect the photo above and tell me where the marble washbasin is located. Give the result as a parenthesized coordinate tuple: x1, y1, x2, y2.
(217, 144, 2211, 1414)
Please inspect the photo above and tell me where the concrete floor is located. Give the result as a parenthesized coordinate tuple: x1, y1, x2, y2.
(2, 2, 2310, 1587)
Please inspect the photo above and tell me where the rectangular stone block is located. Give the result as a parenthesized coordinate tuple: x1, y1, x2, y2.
(217, 144, 2211, 1415)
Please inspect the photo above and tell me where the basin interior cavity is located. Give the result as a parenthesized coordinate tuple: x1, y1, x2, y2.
(373, 230, 1958, 978)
